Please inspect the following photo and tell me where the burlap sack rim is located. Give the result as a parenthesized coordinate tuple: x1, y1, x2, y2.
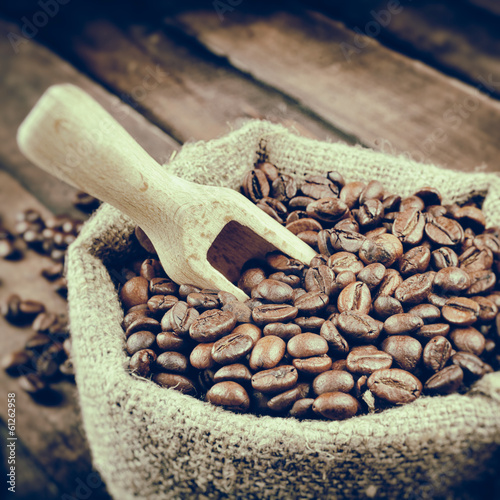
(71, 119, 500, 424)
(68, 120, 500, 498)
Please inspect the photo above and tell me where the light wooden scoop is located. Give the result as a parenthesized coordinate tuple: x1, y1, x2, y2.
(17, 84, 316, 301)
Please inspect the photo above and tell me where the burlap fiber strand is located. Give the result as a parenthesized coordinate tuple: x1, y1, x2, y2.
(67, 121, 500, 500)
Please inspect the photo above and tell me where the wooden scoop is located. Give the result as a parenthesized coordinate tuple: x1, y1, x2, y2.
(17, 84, 316, 301)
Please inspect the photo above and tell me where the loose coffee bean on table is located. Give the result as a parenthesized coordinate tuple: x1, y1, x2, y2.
(115, 165, 499, 421)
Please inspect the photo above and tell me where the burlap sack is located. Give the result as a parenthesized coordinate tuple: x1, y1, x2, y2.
(67, 120, 500, 500)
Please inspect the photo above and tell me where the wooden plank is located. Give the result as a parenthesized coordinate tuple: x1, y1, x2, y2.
(171, 7, 500, 172)
(0, 170, 110, 499)
(0, 18, 180, 217)
(9, 0, 355, 146)
(310, 0, 500, 100)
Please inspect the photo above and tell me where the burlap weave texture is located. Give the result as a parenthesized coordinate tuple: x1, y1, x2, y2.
(67, 121, 500, 500)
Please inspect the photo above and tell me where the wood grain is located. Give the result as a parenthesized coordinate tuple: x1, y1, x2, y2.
(0, 19, 180, 216)
(312, 0, 500, 99)
(0, 171, 110, 499)
(14, 0, 355, 145)
(172, 7, 500, 172)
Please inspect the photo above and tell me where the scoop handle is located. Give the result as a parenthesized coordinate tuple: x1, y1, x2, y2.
(17, 84, 189, 227)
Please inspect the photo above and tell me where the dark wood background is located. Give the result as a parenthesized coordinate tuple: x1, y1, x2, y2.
(0, 0, 499, 498)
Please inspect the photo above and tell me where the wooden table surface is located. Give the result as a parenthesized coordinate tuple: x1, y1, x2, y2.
(0, 0, 499, 498)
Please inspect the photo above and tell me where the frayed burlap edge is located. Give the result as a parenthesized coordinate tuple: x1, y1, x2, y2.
(68, 120, 500, 500)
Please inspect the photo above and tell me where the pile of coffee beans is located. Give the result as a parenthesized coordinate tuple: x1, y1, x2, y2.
(117, 166, 498, 419)
(1, 192, 99, 399)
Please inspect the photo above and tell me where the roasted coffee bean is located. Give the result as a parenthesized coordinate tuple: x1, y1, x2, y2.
(221, 301, 252, 323)
(120, 277, 149, 310)
(320, 320, 349, 354)
(19, 373, 47, 395)
(301, 175, 339, 199)
(367, 368, 422, 404)
(427, 293, 448, 308)
(306, 198, 349, 223)
(252, 279, 293, 303)
(331, 270, 356, 295)
(24, 333, 51, 352)
(266, 252, 304, 275)
(156, 351, 189, 374)
(337, 312, 381, 342)
(294, 291, 329, 315)
(474, 233, 500, 256)
(259, 197, 288, 221)
(2, 350, 32, 376)
(249, 336, 286, 370)
(317, 229, 336, 256)
(256, 162, 279, 182)
(357, 263, 386, 290)
(150, 278, 178, 296)
(189, 309, 237, 343)
(416, 323, 450, 340)
(186, 292, 219, 310)
(177, 285, 201, 299)
(384, 313, 424, 335)
(466, 270, 496, 295)
(264, 322, 301, 340)
(161, 301, 200, 336)
(400, 196, 425, 212)
(431, 247, 459, 270)
(231, 323, 262, 345)
(313, 370, 354, 395)
(268, 272, 301, 289)
(312, 392, 359, 420)
(449, 327, 485, 356)
(129, 349, 157, 377)
(190, 343, 216, 369)
(140, 258, 162, 280)
(126, 331, 156, 355)
(337, 282, 371, 315)
(394, 273, 433, 305)
(346, 346, 392, 375)
(329, 228, 366, 253)
(304, 265, 335, 295)
(433, 267, 471, 294)
(356, 200, 383, 229)
(442, 297, 480, 326)
(400, 246, 431, 276)
(340, 181, 366, 209)
(327, 252, 364, 274)
(293, 316, 325, 332)
(381, 194, 401, 212)
(286, 218, 322, 235)
(364, 227, 387, 239)
(358, 180, 384, 205)
(392, 208, 425, 245)
(331, 359, 347, 371)
(289, 196, 315, 209)
(267, 383, 310, 412)
(359, 234, 403, 267)
(455, 206, 486, 232)
(148, 295, 178, 314)
(289, 398, 315, 418)
(372, 296, 403, 320)
(251, 365, 298, 393)
(424, 365, 464, 395)
(211, 332, 253, 365)
(123, 310, 152, 330)
(292, 355, 332, 374)
(242, 169, 270, 203)
(286, 210, 309, 224)
(157, 331, 189, 352)
(59, 359, 74, 377)
(271, 174, 297, 203)
(41, 262, 64, 281)
(153, 373, 197, 395)
(335, 218, 360, 232)
(425, 216, 464, 246)
(452, 352, 487, 380)
(381, 336, 422, 372)
(126, 317, 161, 337)
(408, 303, 441, 323)
(414, 186, 442, 206)
(459, 246, 493, 273)
(213, 363, 252, 384)
(470, 296, 498, 322)
(287, 333, 329, 359)
(32, 312, 59, 334)
(252, 304, 298, 325)
(375, 269, 403, 298)
(423, 336, 452, 372)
